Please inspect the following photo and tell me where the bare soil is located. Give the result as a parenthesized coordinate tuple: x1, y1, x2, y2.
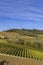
(0, 54, 43, 65)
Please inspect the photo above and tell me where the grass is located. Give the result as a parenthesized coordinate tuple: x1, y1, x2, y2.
(0, 39, 7, 43)
(29, 49, 43, 60)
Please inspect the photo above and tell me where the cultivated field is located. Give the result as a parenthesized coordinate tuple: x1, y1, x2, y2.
(0, 29, 43, 65)
(0, 42, 43, 60)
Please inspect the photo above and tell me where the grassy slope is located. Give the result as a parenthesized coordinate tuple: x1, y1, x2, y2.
(0, 31, 43, 65)
(0, 32, 40, 42)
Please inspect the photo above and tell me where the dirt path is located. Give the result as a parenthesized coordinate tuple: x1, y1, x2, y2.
(0, 53, 43, 65)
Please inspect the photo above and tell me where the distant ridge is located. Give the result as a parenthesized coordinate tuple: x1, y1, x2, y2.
(4, 29, 43, 36)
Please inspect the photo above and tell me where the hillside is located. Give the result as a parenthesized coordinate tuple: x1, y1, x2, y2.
(5, 29, 43, 35)
(0, 29, 43, 65)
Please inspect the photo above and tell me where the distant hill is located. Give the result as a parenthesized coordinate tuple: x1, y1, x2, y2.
(5, 29, 43, 37)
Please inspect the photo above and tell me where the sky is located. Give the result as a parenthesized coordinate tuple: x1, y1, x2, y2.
(0, 0, 43, 31)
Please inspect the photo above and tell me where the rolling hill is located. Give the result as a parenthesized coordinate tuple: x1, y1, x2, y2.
(0, 29, 43, 65)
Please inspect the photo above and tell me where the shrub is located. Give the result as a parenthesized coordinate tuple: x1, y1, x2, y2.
(16, 38, 24, 45)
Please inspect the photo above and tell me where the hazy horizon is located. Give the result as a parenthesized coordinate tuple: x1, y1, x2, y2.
(0, 0, 43, 30)
(0, 28, 43, 32)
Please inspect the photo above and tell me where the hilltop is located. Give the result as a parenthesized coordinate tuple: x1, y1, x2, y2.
(5, 29, 43, 35)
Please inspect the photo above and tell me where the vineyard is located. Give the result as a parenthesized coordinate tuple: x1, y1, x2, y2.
(0, 42, 43, 60)
(0, 30, 43, 63)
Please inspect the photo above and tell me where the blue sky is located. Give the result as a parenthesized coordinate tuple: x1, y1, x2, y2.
(0, 0, 43, 31)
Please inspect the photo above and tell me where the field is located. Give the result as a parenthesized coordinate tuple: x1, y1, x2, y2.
(0, 29, 43, 65)
(0, 42, 43, 60)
